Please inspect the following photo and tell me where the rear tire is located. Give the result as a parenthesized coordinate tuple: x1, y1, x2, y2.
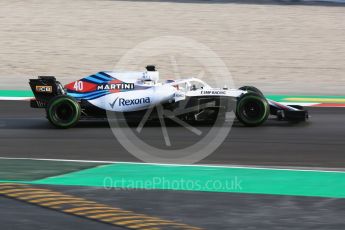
(47, 95, 81, 128)
(236, 93, 270, 127)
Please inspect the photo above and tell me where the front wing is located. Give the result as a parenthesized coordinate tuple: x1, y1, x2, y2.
(268, 99, 309, 121)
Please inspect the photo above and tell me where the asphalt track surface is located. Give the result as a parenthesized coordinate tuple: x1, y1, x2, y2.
(1, 100, 345, 230)
(2, 185, 345, 230)
(0, 101, 345, 168)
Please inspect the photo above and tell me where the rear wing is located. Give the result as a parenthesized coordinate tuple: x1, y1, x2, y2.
(29, 76, 65, 108)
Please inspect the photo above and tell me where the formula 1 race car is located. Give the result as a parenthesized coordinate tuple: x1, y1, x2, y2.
(29, 65, 308, 128)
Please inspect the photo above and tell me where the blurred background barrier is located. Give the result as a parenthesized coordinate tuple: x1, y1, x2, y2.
(0, 0, 344, 94)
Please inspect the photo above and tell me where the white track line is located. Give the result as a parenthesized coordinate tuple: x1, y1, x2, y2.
(279, 102, 318, 106)
(0, 157, 344, 174)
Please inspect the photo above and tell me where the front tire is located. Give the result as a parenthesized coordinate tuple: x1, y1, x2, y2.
(47, 95, 81, 128)
(236, 93, 270, 127)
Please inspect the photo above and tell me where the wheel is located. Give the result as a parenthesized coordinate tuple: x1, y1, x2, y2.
(236, 92, 270, 127)
(46, 95, 81, 128)
(239, 86, 264, 96)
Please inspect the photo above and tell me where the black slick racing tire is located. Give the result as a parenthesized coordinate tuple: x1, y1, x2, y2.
(46, 95, 81, 128)
(239, 86, 264, 96)
(236, 92, 270, 127)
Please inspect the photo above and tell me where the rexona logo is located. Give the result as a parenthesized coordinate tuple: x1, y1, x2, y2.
(97, 83, 134, 90)
(36, 86, 53, 93)
(110, 97, 151, 108)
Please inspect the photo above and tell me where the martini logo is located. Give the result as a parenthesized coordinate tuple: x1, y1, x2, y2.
(36, 86, 53, 93)
(97, 83, 134, 91)
(110, 97, 151, 108)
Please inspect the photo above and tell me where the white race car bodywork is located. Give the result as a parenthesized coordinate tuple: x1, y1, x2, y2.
(86, 72, 244, 112)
